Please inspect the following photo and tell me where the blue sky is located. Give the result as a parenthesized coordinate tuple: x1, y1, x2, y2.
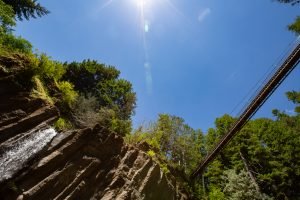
(16, 0, 300, 132)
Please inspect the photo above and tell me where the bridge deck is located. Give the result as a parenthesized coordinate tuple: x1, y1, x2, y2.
(190, 40, 300, 180)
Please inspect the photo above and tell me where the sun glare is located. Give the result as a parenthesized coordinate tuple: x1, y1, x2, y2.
(136, 0, 146, 7)
(133, 0, 154, 9)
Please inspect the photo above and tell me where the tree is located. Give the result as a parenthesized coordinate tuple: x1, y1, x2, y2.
(275, 0, 300, 34)
(208, 186, 225, 200)
(0, 0, 15, 33)
(2, 0, 49, 20)
(223, 169, 271, 200)
(63, 60, 136, 121)
(153, 114, 204, 174)
(288, 16, 300, 34)
(276, 0, 300, 5)
(286, 90, 300, 113)
(203, 91, 300, 199)
(127, 114, 205, 175)
(62, 60, 136, 136)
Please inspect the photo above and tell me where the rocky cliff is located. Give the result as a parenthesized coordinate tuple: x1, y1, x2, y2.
(0, 54, 189, 200)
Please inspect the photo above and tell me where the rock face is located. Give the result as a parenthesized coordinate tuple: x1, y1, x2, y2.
(0, 125, 187, 200)
(0, 54, 189, 199)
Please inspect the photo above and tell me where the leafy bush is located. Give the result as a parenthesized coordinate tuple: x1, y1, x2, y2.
(223, 169, 273, 200)
(159, 162, 170, 174)
(72, 94, 101, 127)
(31, 76, 53, 104)
(63, 60, 136, 121)
(33, 54, 65, 81)
(94, 108, 131, 136)
(0, 0, 15, 33)
(0, 34, 32, 54)
(56, 81, 78, 107)
(147, 150, 156, 158)
(110, 117, 132, 136)
(54, 117, 72, 131)
(208, 187, 226, 200)
(124, 128, 148, 144)
(288, 16, 300, 35)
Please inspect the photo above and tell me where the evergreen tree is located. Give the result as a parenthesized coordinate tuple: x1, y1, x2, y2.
(0, 0, 15, 33)
(3, 0, 49, 20)
(276, 0, 300, 5)
(203, 91, 300, 199)
(275, 0, 300, 34)
(63, 60, 136, 121)
(223, 169, 272, 200)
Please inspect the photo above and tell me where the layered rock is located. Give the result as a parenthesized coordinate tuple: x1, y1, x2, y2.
(0, 54, 190, 199)
(0, 125, 188, 200)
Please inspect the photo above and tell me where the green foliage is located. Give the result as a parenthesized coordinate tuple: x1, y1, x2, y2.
(202, 91, 300, 200)
(288, 16, 300, 35)
(0, 1, 32, 54)
(56, 81, 78, 107)
(275, 0, 300, 34)
(276, 0, 300, 5)
(208, 187, 225, 200)
(54, 117, 72, 131)
(127, 114, 205, 190)
(27, 54, 78, 110)
(152, 114, 204, 174)
(110, 117, 132, 136)
(31, 76, 54, 104)
(159, 162, 170, 174)
(3, 0, 49, 20)
(0, 0, 134, 137)
(58, 59, 136, 134)
(71, 94, 101, 127)
(223, 169, 271, 200)
(286, 90, 300, 112)
(147, 150, 156, 158)
(0, 34, 32, 53)
(63, 60, 136, 121)
(33, 54, 65, 81)
(72, 96, 132, 135)
(124, 127, 148, 144)
(0, 0, 15, 33)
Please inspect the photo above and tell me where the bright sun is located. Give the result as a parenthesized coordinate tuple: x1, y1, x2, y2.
(134, 0, 153, 9)
(136, 0, 146, 7)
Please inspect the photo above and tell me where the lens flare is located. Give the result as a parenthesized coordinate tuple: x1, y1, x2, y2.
(136, 0, 146, 7)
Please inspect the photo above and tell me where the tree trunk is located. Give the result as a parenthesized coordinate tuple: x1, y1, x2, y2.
(239, 150, 261, 193)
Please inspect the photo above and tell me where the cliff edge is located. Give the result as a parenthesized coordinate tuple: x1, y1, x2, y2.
(0, 54, 189, 200)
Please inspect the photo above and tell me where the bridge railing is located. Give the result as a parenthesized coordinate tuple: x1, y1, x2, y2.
(190, 37, 300, 180)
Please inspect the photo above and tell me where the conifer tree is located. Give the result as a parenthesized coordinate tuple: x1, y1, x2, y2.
(3, 0, 49, 20)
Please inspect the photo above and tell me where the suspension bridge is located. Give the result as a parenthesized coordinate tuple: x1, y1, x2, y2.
(190, 38, 300, 180)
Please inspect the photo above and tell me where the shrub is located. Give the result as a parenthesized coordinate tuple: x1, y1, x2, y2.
(54, 117, 72, 131)
(0, 0, 15, 33)
(32, 53, 65, 81)
(208, 187, 226, 200)
(147, 150, 156, 158)
(72, 94, 101, 127)
(124, 128, 147, 144)
(56, 81, 78, 107)
(0, 34, 32, 54)
(31, 76, 54, 104)
(159, 162, 170, 174)
(111, 118, 132, 136)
